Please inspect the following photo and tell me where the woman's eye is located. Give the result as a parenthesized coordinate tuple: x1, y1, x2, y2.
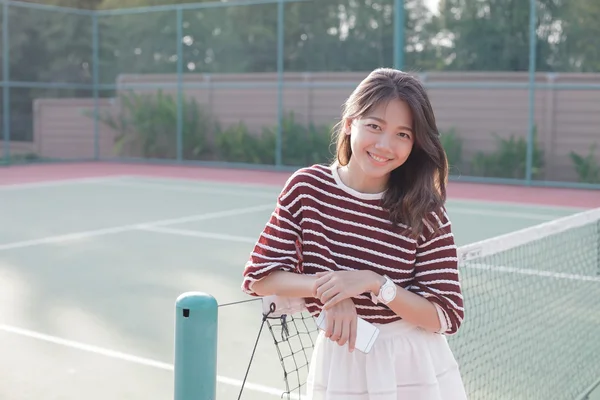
(367, 124, 380, 130)
(398, 132, 410, 139)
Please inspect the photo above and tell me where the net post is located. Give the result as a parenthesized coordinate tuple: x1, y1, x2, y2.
(174, 292, 218, 400)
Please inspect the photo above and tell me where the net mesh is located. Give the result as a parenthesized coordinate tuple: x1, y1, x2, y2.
(264, 308, 318, 399)
(242, 207, 600, 400)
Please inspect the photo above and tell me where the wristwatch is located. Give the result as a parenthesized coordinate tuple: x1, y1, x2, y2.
(370, 275, 397, 305)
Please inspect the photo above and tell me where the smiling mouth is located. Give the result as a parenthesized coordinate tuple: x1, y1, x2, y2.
(368, 152, 392, 163)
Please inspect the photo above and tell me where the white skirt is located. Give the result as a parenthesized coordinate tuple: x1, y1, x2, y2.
(305, 319, 468, 400)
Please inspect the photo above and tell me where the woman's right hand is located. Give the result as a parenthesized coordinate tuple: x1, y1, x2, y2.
(322, 298, 358, 352)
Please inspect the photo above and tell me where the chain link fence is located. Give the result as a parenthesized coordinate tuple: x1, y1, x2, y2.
(1, 0, 599, 187)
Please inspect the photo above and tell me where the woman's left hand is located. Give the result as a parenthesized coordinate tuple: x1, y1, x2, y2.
(313, 270, 384, 309)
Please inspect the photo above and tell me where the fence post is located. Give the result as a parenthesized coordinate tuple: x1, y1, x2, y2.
(393, 0, 404, 70)
(176, 7, 183, 162)
(525, 0, 537, 184)
(174, 292, 218, 400)
(2, 1, 10, 163)
(92, 12, 99, 160)
(275, 0, 284, 167)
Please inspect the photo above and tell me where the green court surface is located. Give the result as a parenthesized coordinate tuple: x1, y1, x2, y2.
(0, 175, 597, 400)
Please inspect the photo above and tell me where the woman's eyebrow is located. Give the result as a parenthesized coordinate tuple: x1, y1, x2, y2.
(365, 116, 413, 132)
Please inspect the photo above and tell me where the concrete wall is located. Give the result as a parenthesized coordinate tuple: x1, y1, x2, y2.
(0, 141, 35, 157)
(24, 71, 600, 182)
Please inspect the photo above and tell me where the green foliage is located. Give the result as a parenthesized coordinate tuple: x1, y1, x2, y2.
(92, 92, 333, 166)
(214, 112, 334, 167)
(85, 94, 600, 188)
(471, 129, 544, 179)
(0, 152, 45, 165)
(95, 90, 214, 159)
(570, 143, 600, 183)
(214, 122, 275, 165)
(263, 112, 334, 167)
(6, 0, 600, 143)
(17, 0, 103, 9)
(437, 0, 560, 71)
(552, 0, 600, 72)
(439, 128, 463, 174)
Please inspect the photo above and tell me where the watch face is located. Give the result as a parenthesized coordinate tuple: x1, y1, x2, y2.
(382, 286, 395, 301)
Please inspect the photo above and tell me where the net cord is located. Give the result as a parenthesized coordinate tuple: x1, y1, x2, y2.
(574, 374, 600, 400)
(458, 207, 600, 261)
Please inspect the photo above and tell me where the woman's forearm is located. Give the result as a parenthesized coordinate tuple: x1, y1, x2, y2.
(386, 286, 441, 332)
(254, 270, 442, 333)
(251, 270, 318, 298)
(367, 273, 441, 333)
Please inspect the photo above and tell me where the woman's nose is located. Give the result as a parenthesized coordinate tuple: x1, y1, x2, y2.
(375, 134, 391, 150)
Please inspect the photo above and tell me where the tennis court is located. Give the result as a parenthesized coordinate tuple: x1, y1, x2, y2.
(0, 166, 598, 400)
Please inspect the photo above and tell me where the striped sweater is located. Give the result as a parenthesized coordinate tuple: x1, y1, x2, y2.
(241, 163, 464, 335)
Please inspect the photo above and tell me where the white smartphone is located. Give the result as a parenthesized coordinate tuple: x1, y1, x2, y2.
(315, 310, 380, 354)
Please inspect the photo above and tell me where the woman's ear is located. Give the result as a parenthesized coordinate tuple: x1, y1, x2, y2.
(344, 118, 353, 135)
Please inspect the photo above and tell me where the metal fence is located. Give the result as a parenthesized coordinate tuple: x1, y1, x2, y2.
(1, 0, 599, 188)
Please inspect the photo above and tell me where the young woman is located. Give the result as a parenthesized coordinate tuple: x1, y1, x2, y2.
(241, 68, 467, 400)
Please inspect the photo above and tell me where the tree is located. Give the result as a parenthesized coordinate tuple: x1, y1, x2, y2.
(550, 0, 600, 72)
(435, 0, 562, 71)
(1, 0, 105, 140)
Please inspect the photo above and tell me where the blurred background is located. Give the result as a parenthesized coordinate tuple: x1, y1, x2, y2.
(1, 0, 599, 187)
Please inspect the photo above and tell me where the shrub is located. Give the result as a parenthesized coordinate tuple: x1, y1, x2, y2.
(261, 111, 335, 167)
(214, 121, 275, 165)
(95, 90, 215, 160)
(570, 143, 600, 184)
(439, 128, 463, 174)
(471, 128, 544, 179)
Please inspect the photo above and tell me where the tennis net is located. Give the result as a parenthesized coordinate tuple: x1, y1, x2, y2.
(248, 207, 600, 400)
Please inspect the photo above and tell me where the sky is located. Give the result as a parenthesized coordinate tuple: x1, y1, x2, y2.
(425, 0, 440, 14)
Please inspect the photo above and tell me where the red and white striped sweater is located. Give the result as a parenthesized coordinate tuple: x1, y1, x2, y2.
(241, 163, 464, 335)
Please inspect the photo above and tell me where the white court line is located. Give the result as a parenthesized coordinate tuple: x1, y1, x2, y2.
(144, 227, 600, 283)
(0, 176, 128, 191)
(144, 203, 274, 228)
(139, 226, 257, 244)
(0, 203, 274, 252)
(446, 197, 588, 212)
(467, 263, 600, 283)
(0, 324, 294, 399)
(99, 179, 564, 221)
(447, 207, 564, 221)
(117, 174, 287, 191)
(99, 179, 276, 199)
(114, 175, 592, 212)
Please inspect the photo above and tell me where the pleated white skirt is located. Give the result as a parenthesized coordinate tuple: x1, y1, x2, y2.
(305, 319, 468, 400)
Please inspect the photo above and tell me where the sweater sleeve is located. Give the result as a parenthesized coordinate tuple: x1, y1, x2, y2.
(241, 173, 304, 297)
(410, 207, 464, 335)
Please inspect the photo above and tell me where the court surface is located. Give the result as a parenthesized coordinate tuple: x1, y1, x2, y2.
(0, 172, 595, 400)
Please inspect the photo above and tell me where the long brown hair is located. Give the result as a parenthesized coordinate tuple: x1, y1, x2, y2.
(333, 68, 448, 239)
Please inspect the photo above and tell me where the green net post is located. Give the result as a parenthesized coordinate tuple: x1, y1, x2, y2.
(174, 292, 218, 400)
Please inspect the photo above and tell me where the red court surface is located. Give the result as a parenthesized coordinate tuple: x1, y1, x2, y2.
(1, 162, 597, 209)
